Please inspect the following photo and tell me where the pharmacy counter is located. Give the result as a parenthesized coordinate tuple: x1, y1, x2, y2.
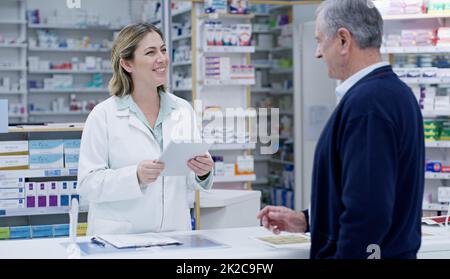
(0, 226, 310, 259)
(2, 225, 450, 259)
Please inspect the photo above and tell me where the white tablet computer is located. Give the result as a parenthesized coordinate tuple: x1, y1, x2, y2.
(159, 141, 211, 176)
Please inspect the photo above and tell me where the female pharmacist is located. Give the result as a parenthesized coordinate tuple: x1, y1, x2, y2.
(77, 23, 214, 235)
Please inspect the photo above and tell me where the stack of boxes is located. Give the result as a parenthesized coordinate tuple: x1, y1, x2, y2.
(0, 141, 29, 171)
(0, 139, 81, 211)
(0, 223, 87, 240)
(0, 141, 28, 211)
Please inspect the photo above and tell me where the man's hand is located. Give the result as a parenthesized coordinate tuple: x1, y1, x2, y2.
(137, 160, 165, 185)
(257, 205, 307, 234)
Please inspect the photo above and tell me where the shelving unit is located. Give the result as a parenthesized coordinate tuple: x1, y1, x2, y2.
(0, 0, 27, 124)
(192, 2, 256, 192)
(0, 126, 86, 227)
(250, 3, 295, 208)
(382, 11, 450, 216)
(170, 1, 192, 102)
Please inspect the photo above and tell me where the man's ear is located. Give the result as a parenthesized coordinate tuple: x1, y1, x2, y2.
(120, 58, 133, 73)
(337, 27, 351, 54)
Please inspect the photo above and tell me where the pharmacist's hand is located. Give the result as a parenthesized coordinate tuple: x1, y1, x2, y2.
(257, 206, 307, 234)
(187, 153, 214, 177)
(137, 160, 165, 184)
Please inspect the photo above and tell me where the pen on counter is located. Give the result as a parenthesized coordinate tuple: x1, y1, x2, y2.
(90, 237, 106, 247)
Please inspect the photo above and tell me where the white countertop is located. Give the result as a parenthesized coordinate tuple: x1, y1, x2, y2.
(2, 225, 450, 259)
(0, 226, 310, 259)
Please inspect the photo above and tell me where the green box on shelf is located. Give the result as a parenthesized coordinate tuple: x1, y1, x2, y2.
(0, 227, 10, 240)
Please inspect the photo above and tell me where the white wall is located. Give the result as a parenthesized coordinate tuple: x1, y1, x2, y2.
(293, 4, 337, 210)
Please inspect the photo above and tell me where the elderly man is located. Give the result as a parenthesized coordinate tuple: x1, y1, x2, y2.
(257, 0, 424, 259)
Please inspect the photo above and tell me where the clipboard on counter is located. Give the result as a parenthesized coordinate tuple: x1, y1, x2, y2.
(96, 233, 182, 249)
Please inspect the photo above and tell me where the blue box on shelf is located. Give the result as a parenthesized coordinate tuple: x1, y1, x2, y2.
(9, 226, 31, 239)
(31, 225, 53, 238)
(53, 224, 69, 237)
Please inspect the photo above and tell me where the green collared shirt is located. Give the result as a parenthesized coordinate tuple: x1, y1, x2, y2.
(116, 93, 211, 188)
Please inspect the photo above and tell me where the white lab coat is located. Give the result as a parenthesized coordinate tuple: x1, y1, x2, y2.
(77, 93, 213, 235)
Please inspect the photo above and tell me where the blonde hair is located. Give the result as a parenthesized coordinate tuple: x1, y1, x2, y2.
(109, 23, 166, 97)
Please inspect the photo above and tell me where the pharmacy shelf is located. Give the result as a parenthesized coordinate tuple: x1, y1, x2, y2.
(210, 143, 256, 150)
(381, 46, 450, 54)
(9, 114, 26, 118)
(27, 23, 122, 30)
(270, 159, 294, 165)
(0, 90, 26, 95)
(152, 6, 192, 23)
(203, 46, 255, 53)
(400, 77, 449, 84)
(214, 174, 256, 183)
(422, 110, 450, 118)
(0, 206, 89, 218)
(253, 64, 271, 69)
(270, 24, 292, 32)
(383, 13, 450, 21)
(254, 47, 272, 52)
(253, 13, 271, 17)
(29, 88, 109, 94)
(426, 141, 450, 148)
(173, 61, 192, 67)
(0, 168, 78, 179)
(251, 87, 293, 95)
(172, 34, 192, 42)
(28, 46, 111, 53)
(203, 79, 255, 86)
(254, 156, 271, 162)
(423, 203, 449, 211)
(0, 19, 26, 24)
(29, 69, 112, 74)
(251, 87, 271, 93)
(270, 68, 293, 74)
(268, 5, 290, 12)
(0, 43, 27, 48)
(172, 87, 192, 92)
(253, 30, 272, 34)
(425, 172, 450, 180)
(29, 111, 91, 116)
(271, 47, 293, 53)
(199, 13, 254, 19)
(0, 66, 26, 71)
(8, 124, 83, 133)
(173, 7, 192, 17)
(253, 177, 269, 185)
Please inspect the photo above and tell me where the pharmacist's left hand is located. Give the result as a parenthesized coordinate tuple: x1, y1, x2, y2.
(188, 153, 214, 177)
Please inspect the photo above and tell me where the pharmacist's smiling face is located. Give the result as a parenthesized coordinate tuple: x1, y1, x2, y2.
(315, 21, 343, 80)
(131, 32, 169, 87)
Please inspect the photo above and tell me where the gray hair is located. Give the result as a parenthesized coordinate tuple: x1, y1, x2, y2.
(316, 0, 383, 49)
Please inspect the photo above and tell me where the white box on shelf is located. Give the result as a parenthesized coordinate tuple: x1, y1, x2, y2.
(0, 141, 28, 155)
(224, 163, 235, 176)
(0, 178, 25, 189)
(0, 155, 29, 170)
(29, 140, 64, 155)
(236, 155, 254, 174)
(0, 188, 25, 199)
(0, 198, 25, 209)
(64, 153, 79, 168)
(29, 154, 64, 169)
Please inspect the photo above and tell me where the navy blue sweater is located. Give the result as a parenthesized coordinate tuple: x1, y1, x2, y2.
(307, 66, 424, 259)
